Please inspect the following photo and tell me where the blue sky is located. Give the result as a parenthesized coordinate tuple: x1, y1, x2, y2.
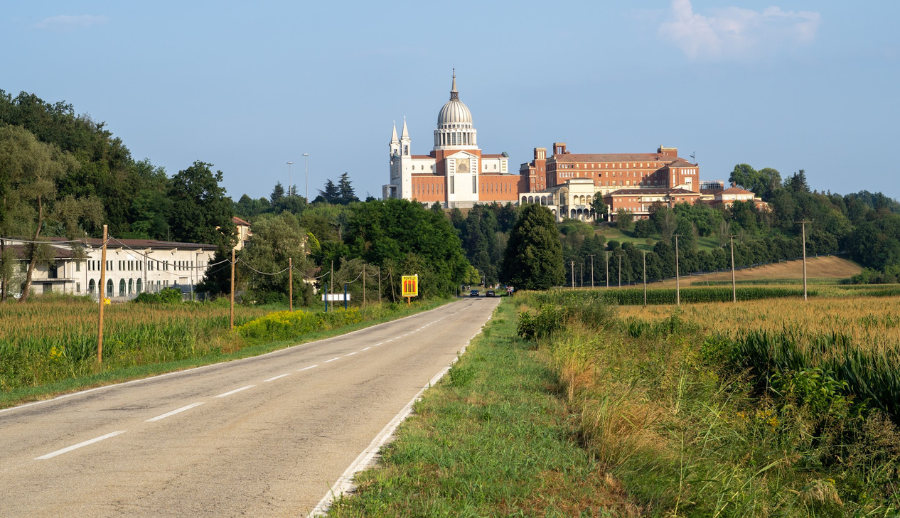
(2, 1, 898, 201)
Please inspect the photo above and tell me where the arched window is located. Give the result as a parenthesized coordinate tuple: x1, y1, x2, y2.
(128, 279, 134, 294)
(136, 278, 142, 294)
(106, 279, 114, 297)
(119, 279, 126, 297)
(88, 279, 95, 294)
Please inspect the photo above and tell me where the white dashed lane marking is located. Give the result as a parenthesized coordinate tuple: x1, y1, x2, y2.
(264, 373, 291, 382)
(324, 358, 340, 363)
(215, 385, 255, 398)
(146, 402, 204, 422)
(298, 365, 318, 372)
(36, 431, 126, 460)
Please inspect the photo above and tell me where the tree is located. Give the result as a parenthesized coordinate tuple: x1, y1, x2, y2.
(167, 161, 235, 249)
(337, 172, 359, 205)
(590, 193, 608, 223)
(500, 205, 564, 290)
(270, 182, 285, 205)
(0, 124, 102, 301)
(239, 212, 313, 305)
(616, 209, 634, 231)
(344, 199, 468, 298)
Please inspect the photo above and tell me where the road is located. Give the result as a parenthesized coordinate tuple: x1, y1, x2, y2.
(0, 297, 500, 517)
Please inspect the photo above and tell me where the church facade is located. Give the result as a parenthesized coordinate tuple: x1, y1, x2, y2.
(383, 72, 525, 208)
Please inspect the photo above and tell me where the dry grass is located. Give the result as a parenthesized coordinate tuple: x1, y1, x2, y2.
(652, 255, 862, 287)
(618, 296, 900, 356)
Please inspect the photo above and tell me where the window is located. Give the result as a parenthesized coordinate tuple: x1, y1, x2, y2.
(76, 282, 81, 294)
(88, 279, 95, 293)
(472, 176, 477, 193)
(450, 176, 455, 194)
(119, 279, 126, 297)
(76, 261, 81, 272)
(106, 279, 114, 297)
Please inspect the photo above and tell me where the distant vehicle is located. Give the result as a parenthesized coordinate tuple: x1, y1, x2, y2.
(470, 289, 479, 297)
(486, 290, 495, 297)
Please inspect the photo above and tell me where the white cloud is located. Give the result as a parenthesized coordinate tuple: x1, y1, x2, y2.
(33, 15, 109, 33)
(658, 0, 820, 60)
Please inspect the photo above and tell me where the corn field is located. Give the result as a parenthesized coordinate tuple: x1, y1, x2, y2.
(619, 296, 900, 424)
(0, 298, 271, 391)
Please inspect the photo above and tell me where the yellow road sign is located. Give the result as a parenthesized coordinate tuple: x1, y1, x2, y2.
(401, 275, 418, 297)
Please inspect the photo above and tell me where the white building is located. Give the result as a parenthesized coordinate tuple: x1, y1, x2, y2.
(383, 71, 519, 208)
(4, 237, 217, 300)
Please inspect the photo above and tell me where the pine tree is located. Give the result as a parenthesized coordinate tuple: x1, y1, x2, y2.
(318, 179, 340, 204)
(337, 172, 359, 205)
(500, 204, 564, 289)
(270, 182, 285, 205)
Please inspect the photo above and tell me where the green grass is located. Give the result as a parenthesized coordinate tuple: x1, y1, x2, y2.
(597, 227, 723, 252)
(327, 299, 636, 517)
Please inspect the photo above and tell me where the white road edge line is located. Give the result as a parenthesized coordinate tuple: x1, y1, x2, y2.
(324, 357, 340, 363)
(298, 365, 318, 372)
(146, 402, 204, 422)
(264, 373, 291, 382)
(36, 431, 126, 460)
(310, 327, 485, 516)
(214, 385, 255, 398)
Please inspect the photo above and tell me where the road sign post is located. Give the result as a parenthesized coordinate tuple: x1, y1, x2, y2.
(401, 274, 418, 306)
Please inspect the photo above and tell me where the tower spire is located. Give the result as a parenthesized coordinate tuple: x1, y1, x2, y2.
(450, 68, 458, 101)
(390, 121, 398, 143)
(401, 116, 409, 139)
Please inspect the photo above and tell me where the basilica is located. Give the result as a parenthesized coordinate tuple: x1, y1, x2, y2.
(383, 72, 524, 208)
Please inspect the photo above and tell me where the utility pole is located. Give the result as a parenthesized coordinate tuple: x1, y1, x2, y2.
(618, 253, 622, 288)
(571, 261, 575, 289)
(287, 161, 293, 197)
(580, 262, 583, 287)
(589, 254, 594, 288)
(302, 153, 310, 201)
(378, 266, 382, 304)
(288, 257, 293, 312)
(331, 260, 335, 311)
(97, 225, 108, 366)
(796, 221, 810, 301)
(362, 263, 366, 309)
(230, 247, 235, 330)
(643, 250, 647, 306)
(605, 251, 609, 288)
(730, 235, 736, 303)
(674, 234, 680, 306)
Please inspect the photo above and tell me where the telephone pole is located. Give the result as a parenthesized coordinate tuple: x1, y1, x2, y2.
(796, 221, 811, 301)
(730, 235, 736, 303)
(617, 253, 622, 288)
(674, 234, 680, 306)
(643, 250, 647, 306)
(589, 254, 594, 288)
(571, 261, 575, 289)
(97, 225, 108, 366)
(605, 251, 609, 288)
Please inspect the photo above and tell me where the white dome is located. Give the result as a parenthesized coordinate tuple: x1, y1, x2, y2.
(437, 99, 472, 125)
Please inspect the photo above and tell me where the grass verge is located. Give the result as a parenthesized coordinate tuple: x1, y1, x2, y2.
(327, 298, 640, 517)
(0, 298, 451, 409)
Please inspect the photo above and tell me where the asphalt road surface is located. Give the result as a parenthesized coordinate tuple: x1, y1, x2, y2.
(0, 297, 500, 517)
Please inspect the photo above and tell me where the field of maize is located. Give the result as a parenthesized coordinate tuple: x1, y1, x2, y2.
(517, 288, 900, 514)
(618, 295, 900, 424)
(0, 297, 272, 392)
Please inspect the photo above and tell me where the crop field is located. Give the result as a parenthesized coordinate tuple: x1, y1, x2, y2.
(514, 290, 900, 515)
(0, 297, 273, 392)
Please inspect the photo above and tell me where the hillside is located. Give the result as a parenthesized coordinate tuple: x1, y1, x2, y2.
(655, 255, 862, 287)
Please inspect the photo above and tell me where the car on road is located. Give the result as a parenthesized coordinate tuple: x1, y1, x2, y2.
(470, 289, 479, 297)
(485, 290, 495, 297)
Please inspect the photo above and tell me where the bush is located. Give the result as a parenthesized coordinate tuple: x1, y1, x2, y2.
(133, 288, 183, 304)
